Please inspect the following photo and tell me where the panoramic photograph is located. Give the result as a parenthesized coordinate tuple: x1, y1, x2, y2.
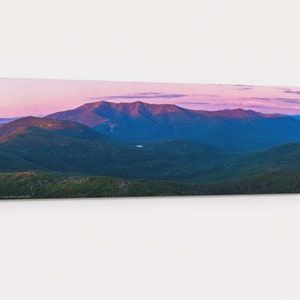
(2, 77, 300, 198)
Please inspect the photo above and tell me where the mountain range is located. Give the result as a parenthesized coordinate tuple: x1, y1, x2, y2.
(1, 99, 300, 197)
(47, 100, 300, 151)
(0, 117, 229, 181)
(2, 114, 300, 185)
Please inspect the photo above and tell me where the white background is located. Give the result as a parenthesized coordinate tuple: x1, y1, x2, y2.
(0, 0, 300, 299)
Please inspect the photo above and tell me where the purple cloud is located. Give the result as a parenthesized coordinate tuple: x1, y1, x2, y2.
(176, 101, 209, 105)
(246, 97, 300, 104)
(276, 98, 300, 104)
(89, 93, 187, 101)
(233, 84, 253, 91)
(283, 88, 300, 96)
(196, 94, 219, 98)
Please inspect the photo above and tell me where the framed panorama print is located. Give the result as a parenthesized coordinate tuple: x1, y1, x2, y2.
(1, 77, 300, 199)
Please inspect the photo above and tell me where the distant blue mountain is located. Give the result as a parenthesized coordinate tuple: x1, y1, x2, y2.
(0, 117, 20, 125)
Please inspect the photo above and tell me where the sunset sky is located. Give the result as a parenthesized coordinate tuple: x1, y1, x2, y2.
(1, 78, 300, 117)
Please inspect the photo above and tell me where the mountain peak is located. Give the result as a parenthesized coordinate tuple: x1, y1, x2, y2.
(78, 100, 184, 117)
(2, 116, 81, 130)
(0, 116, 108, 141)
(77, 100, 284, 118)
(45, 100, 296, 151)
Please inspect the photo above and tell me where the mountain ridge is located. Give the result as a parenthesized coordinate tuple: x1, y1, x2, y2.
(0, 116, 111, 142)
(48, 100, 284, 120)
(3, 115, 300, 184)
(46, 100, 300, 151)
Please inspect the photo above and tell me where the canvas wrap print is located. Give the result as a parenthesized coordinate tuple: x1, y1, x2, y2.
(1, 78, 300, 199)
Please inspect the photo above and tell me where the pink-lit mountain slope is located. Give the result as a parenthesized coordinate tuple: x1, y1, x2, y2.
(0, 116, 109, 142)
(47, 100, 300, 151)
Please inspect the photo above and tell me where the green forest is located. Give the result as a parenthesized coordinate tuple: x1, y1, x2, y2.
(1, 170, 300, 199)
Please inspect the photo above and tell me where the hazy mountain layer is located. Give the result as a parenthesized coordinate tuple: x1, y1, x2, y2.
(2, 117, 300, 185)
(0, 117, 230, 182)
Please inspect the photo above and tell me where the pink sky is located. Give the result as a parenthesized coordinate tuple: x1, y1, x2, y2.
(1, 78, 300, 117)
